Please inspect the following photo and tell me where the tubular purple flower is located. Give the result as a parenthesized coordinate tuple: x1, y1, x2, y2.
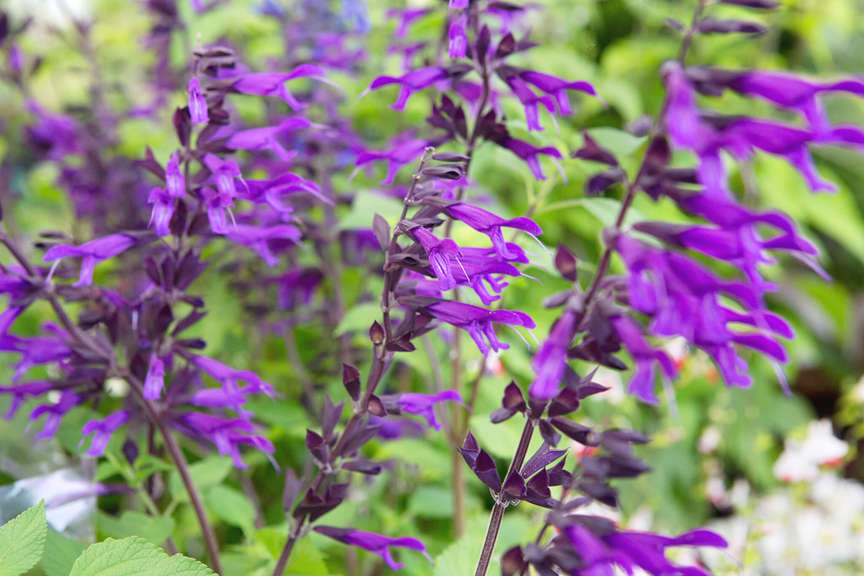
(30, 391, 81, 439)
(530, 309, 577, 399)
(496, 137, 564, 180)
(191, 355, 275, 398)
(229, 64, 328, 110)
(176, 412, 273, 469)
(144, 353, 165, 400)
(450, 246, 525, 305)
(449, 0, 469, 8)
(225, 118, 311, 162)
(448, 11, 468, 59)
(0, 380, 53, 419)
(201, 187, 236, 234)
(566, 523, 726, 576)
(365, 67, 448, 110)
(147, 188, 175, 237)
(410, 226, 464, 290)
(519, 71, 597, 115)
(43, 234, 137, 286)
(188, 77, 209, 125)
(397, 390, 463, 430)
(165, 152, 185, 198)
(444, 202, 542, 259)
(82, 411, 130, 457)
(501, 73, 558, 132)
(355, 134, 429, 184)
(386, 8, 431, 40)
(203, 154, 250, 198)
(225, 224, 302, 266)
(611, 316, 677, 405)
(314, 526, 431, 571)
(426, 300, 535, 356)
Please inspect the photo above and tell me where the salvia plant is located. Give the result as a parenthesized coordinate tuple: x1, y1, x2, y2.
(0, 0, 861, 575)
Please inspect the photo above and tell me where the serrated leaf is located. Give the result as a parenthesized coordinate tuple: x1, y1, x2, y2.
(42, 529, 86, 576)
(169, 457, 233, 502)
(69, 536, 216, 576)
(0, 500, 47, 576)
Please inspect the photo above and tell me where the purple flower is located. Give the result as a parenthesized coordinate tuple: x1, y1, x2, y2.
(448, 11, 468, 59)
(0, 380, 53, 419)
(445, 203, 542, 259)
(397, 390, 463, 430)
(244, 172, 328, 212)
(225, 118, 311, 162)
(449, 0, 469, 8)
(165, 152, 185, 198)
(224, 224, 302, 266)
(355, 134, 428, 185)
(314, 526, 431, 571)
(29, 391, 81, 439)
(385, 8, 431, 40)
(371, 416, 426, 440)
(529, 309, 577, 399)
(144, 354, 165, 400)
(201, 187, 236, 234)
(520, 71, 597, 116)
(44, 234, 137, 286)
(0, 329, 71, 384)
(611, 316, 677, 405)
(147, 188, 175, 237)
(188, 77, 209, 125)
(450, 245, 526, 305)
(495, 137, 564, 180)
(191, 355, 275, 398)
(176, 412, 273, 469)
(426, 300, 535, 356)
(500, 72, 558, 132)
(202, 154, 250, 198)
(410, 227, 464, 290)
(501, 70, 597, 131)
(229, 64, 327, 110)
(365, 67, 448, 111)
(81, 411, 130, 457)
(566, 522, 726, 576)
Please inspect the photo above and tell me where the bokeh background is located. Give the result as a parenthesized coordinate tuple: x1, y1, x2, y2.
(2, 0, 864, 574)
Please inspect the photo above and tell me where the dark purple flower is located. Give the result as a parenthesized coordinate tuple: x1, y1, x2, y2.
(229, 64, 327, 110)
(30, 390, 81, 439)
(410, 226, 464, 290)
(530, 309, 577, 399)
(426, 300, 535, 356)
(365, 67, 448, 111)
(566, 522, 726, 576)
(225, 118, 311, 162)
(496, 137, 564, 180)
(611, 316, 677, 405)
(188, 77, 209, 125)
(355, 134, 428, 185)
(147, 188, 175, 236)
(0, 380, 53, 419)
(191, 355, 275, 398)
(201, 187, 236, 234)
(202, 154, 250, 198)
(44, 234, 138, 286)
(449, 11, 468, 59)
(314, 526, 431, 571)
(176, 412, 274, 469)
(445, 202, 542, 259)
(225, 224, 302, 266)
(450, 245, 527, 305)
(397, 390, 462, 430)
(144, 353, 165, 400)
(82, 411, 130, 457)
(166, 152, 186, 198)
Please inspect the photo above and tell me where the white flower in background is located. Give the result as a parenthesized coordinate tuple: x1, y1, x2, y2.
(698, 426, 721, 455)
(593, 367, 624, 405)
(773, 419, 848, 483)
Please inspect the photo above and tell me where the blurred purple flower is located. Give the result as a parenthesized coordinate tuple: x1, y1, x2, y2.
(44, 234, 138, 286)
(82, 411, 130, 457)
(397, 390, 462, 430)
(314, 526, 431, 571)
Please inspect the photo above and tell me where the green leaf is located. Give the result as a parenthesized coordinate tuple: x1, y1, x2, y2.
(257, 529, 329, 575)
(68, 536, 216, 576)
(338, 191, 404, 230)
(0, 500, 47, 576)
(205, 486, 256, 534)
(586, 127, 646, 158)
(169, 456, 233, 502)
(407, 486, 454, 519)
(98, 511, 175, 546)
(334, 302, 381, 336)
(42, 529, 86, 576)
(578, 197, 643, 228)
